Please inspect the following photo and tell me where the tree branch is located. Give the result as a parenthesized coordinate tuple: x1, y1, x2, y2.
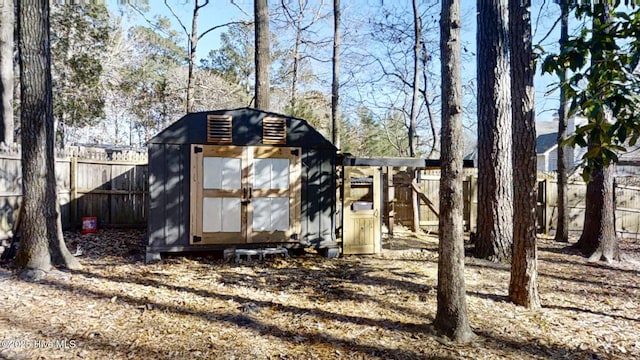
(164, 0, 190, 37)
(199, 20, 252, 41)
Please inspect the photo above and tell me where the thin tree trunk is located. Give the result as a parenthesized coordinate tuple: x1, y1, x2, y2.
(475, 0, 513, 262)
(255, 0, 270, 110)
(331, 0, 340, 148)
(409, 0, 420, 158)
(1, 0, 15, 145)
(410, 0, 421, 233)
(435, 0, 475, 343)
(186, 1, 199, 113)
(555, 0, 569, 243)
(291, 8, 302, 112)
(508, 0, 540, 309)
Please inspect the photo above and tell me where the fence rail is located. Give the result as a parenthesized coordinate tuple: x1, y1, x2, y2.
(0, 146, 148, 240)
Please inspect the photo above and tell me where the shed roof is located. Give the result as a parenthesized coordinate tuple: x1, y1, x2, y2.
(149, 107, 337, 150)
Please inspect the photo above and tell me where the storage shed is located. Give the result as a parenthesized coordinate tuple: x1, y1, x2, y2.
(146, 108, 338, 262)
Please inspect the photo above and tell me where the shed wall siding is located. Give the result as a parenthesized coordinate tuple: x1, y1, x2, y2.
(148, 144, 190, 248)
(301, 149, 336, 248)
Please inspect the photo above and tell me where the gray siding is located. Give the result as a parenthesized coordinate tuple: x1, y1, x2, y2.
(148, 144, 190, 248)
(301, 149, 336, 248)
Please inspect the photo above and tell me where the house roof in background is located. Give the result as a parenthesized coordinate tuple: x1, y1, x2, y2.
(537, 133, 558, 154)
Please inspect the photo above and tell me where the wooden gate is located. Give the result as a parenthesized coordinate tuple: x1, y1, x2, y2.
(342, 166, 382, 254)
(190, 145, 301, 245)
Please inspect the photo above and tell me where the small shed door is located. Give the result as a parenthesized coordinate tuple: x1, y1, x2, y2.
(191, 145, 246, 244)
(342, 166, 382, 254)
(190, 145, 300, 245)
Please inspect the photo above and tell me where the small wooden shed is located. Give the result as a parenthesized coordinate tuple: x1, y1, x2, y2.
(146, 108, 338, 262)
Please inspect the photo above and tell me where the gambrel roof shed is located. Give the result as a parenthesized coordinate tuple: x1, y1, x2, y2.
(146, 108, 338, 262)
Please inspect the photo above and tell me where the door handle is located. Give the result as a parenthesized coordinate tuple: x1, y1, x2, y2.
(249, 187, 253, 199)
(243, 187, 247, 200)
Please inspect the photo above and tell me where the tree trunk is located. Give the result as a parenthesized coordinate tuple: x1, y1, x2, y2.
(508, 0, 540, 309)
(435, 0, 475, 343)
(331, 0, 340, 148)
(186, 0, 200, 113)
(409, 0, 420, 158)
(0, 0, 14, 145)
(254, 0, 270, 110)
(409, 0, 421, 233)
(555, 0, 569, 243)
(475, 0, 513, 262)
(577, 165, 619, 261)
(14, 0, 80, 280)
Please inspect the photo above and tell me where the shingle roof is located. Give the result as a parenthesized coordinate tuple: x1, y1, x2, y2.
(536, 132, 558, 154)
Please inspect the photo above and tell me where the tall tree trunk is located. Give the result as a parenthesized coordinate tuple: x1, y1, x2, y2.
(409, 0, 420, 158)
(508, 0, 540, 309)
(14, 0, 80, 280)
(331, 0, 340, 148)
(291, 6, 302, 113)
(410, 0, 421, 233)
(575, 3, 619, 263)
(475, 0, 513, 262)
(0, 0, 15, 145)
(254, 0, 270, 110)
(435, 0, 475, 343)
(555, 0, 570, 243)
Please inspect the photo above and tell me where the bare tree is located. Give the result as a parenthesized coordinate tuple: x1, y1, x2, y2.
(475, 0, 513, 262)
(0, 0, 14, 144)
(14, 0, 81, 280)
(164, 0, 250, 113)
(255, 0, 271, 110)
(508, 0, 540, 308)
(435, 0, 475, 342)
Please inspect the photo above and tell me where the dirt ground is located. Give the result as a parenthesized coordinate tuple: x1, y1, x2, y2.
(0, 229, 639, 360)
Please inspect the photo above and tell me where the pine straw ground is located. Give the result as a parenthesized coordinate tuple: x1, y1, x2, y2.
(0, 229, 639, 360)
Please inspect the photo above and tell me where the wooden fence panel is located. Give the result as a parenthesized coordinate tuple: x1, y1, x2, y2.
(392, 169, 639, 237)
(0, 147, 148, 240)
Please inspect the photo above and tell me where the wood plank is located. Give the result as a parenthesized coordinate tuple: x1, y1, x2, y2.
(410, 180, 439, 218)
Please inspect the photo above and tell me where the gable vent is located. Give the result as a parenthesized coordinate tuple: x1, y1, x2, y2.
(263, 117, 287, 144)
(207, 115, 232, 143)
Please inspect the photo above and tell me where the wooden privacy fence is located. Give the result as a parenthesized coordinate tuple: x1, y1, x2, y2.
(0, 145, 148, 240)
(393, 169, 640, 237)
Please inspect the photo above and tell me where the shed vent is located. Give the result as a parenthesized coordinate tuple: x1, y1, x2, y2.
(207, 115, 232, 143)
(262, 117, 287, 144)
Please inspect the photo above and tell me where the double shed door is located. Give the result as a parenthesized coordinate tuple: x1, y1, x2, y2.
(190, 145, 301, 245)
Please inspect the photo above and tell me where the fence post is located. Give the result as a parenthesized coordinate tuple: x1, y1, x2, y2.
(544, 179, 550, 235)
(70, 156, 78, 228)
(386, 166, 394, 237)
(469, 173, 477, 234)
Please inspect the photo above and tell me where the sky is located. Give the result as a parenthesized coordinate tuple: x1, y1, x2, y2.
(109, 0, 566, 123)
